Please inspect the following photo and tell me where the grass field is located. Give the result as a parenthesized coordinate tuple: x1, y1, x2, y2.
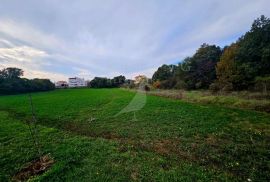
(0, 88, 270, 181)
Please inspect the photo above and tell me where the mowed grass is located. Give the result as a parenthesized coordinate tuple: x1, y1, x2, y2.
(0, 88, 269, 181)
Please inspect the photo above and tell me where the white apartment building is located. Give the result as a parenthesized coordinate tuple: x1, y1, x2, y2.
(68, 77, 87, 87)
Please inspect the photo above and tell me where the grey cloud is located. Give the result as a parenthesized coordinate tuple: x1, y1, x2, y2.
(0, 0, 270, 81)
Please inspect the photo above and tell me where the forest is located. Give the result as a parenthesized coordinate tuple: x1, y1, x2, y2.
(152, 15, 270, 92)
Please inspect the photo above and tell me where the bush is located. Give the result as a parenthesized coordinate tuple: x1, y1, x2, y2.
(174, 80, 187, 89)
(209, 82, 234, 93)
(254, 76, 270, 93)
(209, 83, 221, 92)
(152, 81, 161, 89)
(144, 85, 150, 91)
(159, 79, 176, 89)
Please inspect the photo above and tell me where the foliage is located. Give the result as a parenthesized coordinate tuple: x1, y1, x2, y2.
(152, 15, 270, 91)
(233, 15, 270, 89)
(134, 75, 148, 85)
(88, 77, 111, 88)
(152, 44, 221, 90)
(88, 75, 126, 88)
(152, 80, 161, 89)
(254, 76, 270, 92)
(144, 85, 150, 91)
(183, 44, 221, 89)
(0, 67, 23, 79)
(0, 67, 55, 95)
(122, 79, 135, 89)
(112, 75, 126, 87)
(212, 15, 270, 91)
(215, 43, 239, 91)
(152, 64, 176, 81)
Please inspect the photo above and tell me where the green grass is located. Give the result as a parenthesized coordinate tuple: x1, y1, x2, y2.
(0, 88, 269, 181)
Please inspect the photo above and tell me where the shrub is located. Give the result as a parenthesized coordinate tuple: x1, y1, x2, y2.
(152, 81, 161, 89)
(209, 83, 221, 92)
(144, 85, 150, 91)
(174, 80, 187, 89)
(254, 76, 270, 93)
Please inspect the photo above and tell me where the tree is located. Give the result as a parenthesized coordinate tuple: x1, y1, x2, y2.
(152, 64, 176, 82)
(184, 44, 221, 89)
(30, 79, 55, 91)
(236, 15, 270, 88)
(172, 57, 192, 89)
(254, 76, 270, 93)
(134, 75, 148, 85)
(0, 67, 55, 95)
(151, 44, 221, 90)
(89, 76, 126, 88)
(112, 75, 126, 87)
(0, 67, 23, 79)
(151, 15, 270, 91)
(215, 43, 239, 91)
(89, 77, 109, 88)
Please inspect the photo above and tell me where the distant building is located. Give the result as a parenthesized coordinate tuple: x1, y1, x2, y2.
(68, 77, 86, 87)
(55, 81, 68, 88)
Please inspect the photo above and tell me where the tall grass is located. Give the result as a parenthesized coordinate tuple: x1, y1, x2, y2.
(145, 89, 270, 113)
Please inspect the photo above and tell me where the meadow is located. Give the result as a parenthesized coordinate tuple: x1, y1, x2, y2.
(144, 89, 270, 113)
(0, 88, 269, 181)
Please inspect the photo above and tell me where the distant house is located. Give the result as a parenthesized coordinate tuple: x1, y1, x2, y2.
(55, 81, 68, 88)
(68, 77, 86, 88)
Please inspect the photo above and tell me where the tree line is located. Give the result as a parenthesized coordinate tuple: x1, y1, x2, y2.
(88, 75, 126, 88)
(0, 68, 55, 95)
(152, 15, 270, 92)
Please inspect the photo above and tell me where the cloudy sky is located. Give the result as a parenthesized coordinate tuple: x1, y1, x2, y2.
(0, 0, 270, 81)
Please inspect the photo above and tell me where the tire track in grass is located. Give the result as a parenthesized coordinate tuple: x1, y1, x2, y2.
(0, 110, 246, 181)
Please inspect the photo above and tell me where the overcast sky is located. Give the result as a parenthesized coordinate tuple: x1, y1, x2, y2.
(0, 0, 270, 81)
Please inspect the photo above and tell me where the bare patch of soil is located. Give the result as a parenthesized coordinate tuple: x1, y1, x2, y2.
(12, 154, 54, 182)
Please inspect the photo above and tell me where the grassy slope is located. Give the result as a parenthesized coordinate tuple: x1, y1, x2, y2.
(0, 88, 269, 181)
